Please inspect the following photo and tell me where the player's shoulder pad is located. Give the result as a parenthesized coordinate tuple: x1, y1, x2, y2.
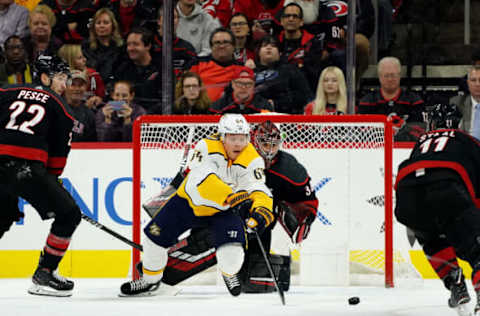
(203, 137, 227, 159)
(269, 151, 309, 185)
(234, 143, 262, 168)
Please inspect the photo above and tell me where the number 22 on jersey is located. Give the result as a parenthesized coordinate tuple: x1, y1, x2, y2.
(5, 101, 45, 135)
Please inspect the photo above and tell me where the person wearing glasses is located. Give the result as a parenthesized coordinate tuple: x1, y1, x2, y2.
(357, 56, 425, 123)
(189, 27, 245, 102)
(228, 13, 255, 66)
(209, 66, 273, 114)
(0, 35, 33, 85)
(174, 71, 211, 114)
(277, 3, 331, 92)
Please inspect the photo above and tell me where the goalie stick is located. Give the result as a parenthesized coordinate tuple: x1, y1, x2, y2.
(81, 213, 143, 251)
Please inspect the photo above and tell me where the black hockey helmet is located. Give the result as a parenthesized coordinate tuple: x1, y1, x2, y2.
(251, 120, 283, 166)
(426, 103, 462, 131)
(33, 54, 70, 83)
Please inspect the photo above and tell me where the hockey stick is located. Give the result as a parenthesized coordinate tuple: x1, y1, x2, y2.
(81, 213, 143, 251)
(253, 229, 286, 305)
(142, 125, 195, 218)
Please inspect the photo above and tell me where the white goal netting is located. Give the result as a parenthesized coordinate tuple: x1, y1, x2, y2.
(132, 114, 420, 287)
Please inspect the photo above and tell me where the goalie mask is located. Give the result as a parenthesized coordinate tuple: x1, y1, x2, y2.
(426, 103, 462, 131)
(251, 120, 283, 167)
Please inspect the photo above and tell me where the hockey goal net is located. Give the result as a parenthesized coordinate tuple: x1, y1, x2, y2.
(132, 114, 419, 288)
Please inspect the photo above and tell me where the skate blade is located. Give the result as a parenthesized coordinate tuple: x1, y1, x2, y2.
(28, 284, 72, 297)
(454, 302, 473, 316)
(118, 285, 181, 297)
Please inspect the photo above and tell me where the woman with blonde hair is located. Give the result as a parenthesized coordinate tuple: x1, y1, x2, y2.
(23, 5, 62, 63)
(174, 72, 211, 114)
(58, 44, 105, 108)
(304, 66, 347, 115)
(81, 8, 123, 86)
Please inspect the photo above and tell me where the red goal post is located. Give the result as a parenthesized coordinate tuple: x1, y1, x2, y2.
(132, 114, 394, 287)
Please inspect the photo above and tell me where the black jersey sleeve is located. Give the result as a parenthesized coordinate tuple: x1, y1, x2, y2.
(267, 151, 318, 208)
(47, 93, 75, 175)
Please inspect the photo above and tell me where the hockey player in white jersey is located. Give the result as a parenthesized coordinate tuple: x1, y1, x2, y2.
(120, 113, 274, 297)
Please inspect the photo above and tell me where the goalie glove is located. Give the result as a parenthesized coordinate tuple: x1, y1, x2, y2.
(246, 206, 275, 235)
(277, 201, 316, 244)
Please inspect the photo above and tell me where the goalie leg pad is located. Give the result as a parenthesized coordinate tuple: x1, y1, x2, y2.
(142, 234, 168, 284)
(217, 243, 244, 276)
(241, 254, 290, 293)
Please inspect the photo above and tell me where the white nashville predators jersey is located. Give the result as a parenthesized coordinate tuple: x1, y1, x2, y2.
(176, 135, 273, 216)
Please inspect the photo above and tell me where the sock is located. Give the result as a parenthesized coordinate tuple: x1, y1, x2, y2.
(40, 233, 71, 270)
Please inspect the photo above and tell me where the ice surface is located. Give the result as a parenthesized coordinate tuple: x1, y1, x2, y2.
(0, 279, 474, 316)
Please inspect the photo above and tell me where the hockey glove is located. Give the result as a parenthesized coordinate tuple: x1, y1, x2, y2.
(277, 201, 316, 244)
(225, 191, 250, 208)
(246, 207, 274, 235)
(230, 199, 253, 220)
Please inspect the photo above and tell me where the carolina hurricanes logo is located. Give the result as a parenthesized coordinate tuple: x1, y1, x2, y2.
(326, 0, 348, 17)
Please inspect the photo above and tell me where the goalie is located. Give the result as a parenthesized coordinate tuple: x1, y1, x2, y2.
(120, 113, 274, 297)
(142, 120, 318, 294)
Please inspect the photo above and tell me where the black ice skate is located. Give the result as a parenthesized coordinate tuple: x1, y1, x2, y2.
(222, 273, 241, 297)
(444, 268, 471, 316)
(119, 278, 161, 297)
(28, 267, 74, 297)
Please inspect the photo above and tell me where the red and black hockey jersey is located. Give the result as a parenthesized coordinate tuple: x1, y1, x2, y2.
(357, 88, 425, 123)
(267, 150, 318, 211)
(0, 84, 75, 175)
(395, 129, 480, 206)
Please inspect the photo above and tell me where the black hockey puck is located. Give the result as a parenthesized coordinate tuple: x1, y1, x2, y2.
(348, 297, 360, 305)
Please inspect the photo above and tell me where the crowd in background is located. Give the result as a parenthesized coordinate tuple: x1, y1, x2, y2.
(0, 0, 476, 142)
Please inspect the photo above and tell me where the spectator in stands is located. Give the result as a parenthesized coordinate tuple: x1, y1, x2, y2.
(113, 27, 161, 113)
(458, 48, 480, 94)
(64, 70, 97, 142)
(23, 5, 62, 63)
(109, 0, 144, 38)
(324, 0, 375, 89)
(0, 35, 33, 85)
(450, 65, 480, 138)
(358, 57, 425, 123)
(96, 80, 146, 142)
(284, 0, 340, 48)
(58, 44, 105, 110)
(39, 0, 100, 44)
(228, 13, 255, 66)
(0, 0, 29, 47)
(234, 0, 285, 26)
(253, 35, 311, 114)
(189, 27, 244, 102)
(176, 0, 221, 57)
(278, 3, 330, 92)
(152, 4, 197, 80)
(82, 8, 124, 85)
(202, 0, 232, 28)
(210, 66, 273, 114)
(174, 71, 211, 114)
(304, 66, 346, 115)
